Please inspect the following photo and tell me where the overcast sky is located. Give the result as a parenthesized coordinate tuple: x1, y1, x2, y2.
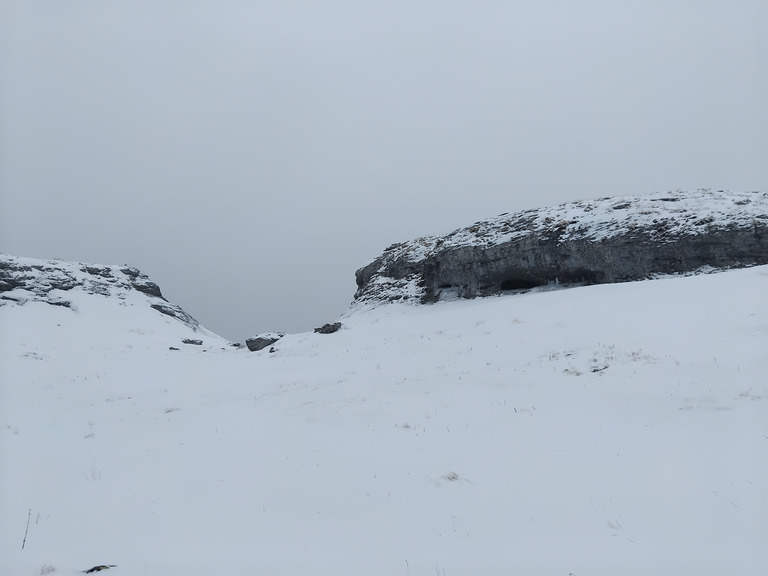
(2, 1, 767, 343)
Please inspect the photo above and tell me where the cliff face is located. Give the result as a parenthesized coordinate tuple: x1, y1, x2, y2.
(355, 189, 768, 305)
(0, 254, 201, 331)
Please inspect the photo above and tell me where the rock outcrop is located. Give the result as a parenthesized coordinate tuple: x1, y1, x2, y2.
(354, 189, 768, 306)
(245, 332, 284, 352)
(314, 322, 342, 334)
(0, 254, 202, 331)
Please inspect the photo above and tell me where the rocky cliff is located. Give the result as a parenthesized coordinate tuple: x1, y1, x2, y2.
(0, 254, 202, 331)
(354, 189, 768, 305)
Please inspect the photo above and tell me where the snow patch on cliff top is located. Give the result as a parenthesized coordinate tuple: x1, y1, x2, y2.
(390, 189, 767, 264)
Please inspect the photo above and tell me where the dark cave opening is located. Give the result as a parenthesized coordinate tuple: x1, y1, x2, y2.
(500, 278, 542, 291)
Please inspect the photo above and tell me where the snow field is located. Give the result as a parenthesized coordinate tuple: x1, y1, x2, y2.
(1, 266, 767, 575)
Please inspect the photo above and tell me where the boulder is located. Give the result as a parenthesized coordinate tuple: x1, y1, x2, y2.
(245, 332, 284, 352)
(314, 322, 342, 334)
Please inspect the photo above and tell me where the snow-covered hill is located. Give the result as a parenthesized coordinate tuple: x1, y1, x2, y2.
(0, 254, 229, 352)
(1, 259, 766, 575)
(355, 189, 768, 305)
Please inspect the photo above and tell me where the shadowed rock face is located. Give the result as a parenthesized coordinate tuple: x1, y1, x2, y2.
(354, 189, 768, 305)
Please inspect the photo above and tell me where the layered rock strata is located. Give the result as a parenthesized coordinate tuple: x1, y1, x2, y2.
(354, 189, 768, 305)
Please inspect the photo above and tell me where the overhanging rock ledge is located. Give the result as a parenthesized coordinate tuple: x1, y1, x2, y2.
(354, 189, 768, 306)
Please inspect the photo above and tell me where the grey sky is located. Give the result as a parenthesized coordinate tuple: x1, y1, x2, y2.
(2, 1, 767, 343)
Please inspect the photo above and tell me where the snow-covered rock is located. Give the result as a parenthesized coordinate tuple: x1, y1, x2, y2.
(354, 189, 768, 305)
(245, 332, 285, 351)
(0, 254, 229, 350)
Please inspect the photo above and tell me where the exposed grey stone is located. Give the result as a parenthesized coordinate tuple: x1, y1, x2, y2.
(0, 254, 202, 332)
(314, 322, 342, 334)
(1, 256, 165, 302)
(182, 338, 203, 345)
(245, 332, 284, 352)
(150, 302, 200, 330)
(82, 265, 113, 278)
(131, 277, 163, 298)
(354, 189, 768, 306)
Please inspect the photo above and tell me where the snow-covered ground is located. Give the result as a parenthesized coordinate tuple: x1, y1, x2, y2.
(1, 265, 767, 575)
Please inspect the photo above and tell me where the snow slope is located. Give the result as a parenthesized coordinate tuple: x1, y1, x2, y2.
(0, 254, 229, 352)
(1, 265, 767, 575)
